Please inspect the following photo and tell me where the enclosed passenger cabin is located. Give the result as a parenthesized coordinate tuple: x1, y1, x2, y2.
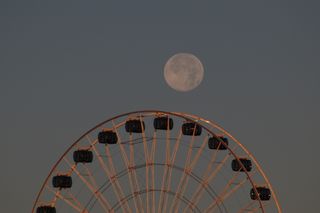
(231, 158, 252, 172)
(153, 116, 174, 130)
(125, 119, 145, 133)
(182, 122, 202, 136)
(208, 136, 229, 150)
(52, 175, 72, 189)
(250, 186, 271, 201)
(73, 150, 93, 163)
(36, 206, 56, 213)
(98, 130, 118, 144)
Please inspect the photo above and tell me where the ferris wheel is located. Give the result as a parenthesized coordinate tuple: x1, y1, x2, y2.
(32, 110, 282, 213)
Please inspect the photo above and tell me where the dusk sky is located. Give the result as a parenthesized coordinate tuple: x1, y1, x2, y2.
(1, 1, 319, 212)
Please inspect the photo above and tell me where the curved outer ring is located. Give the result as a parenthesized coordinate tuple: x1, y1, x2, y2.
(32, 110, 282, 213)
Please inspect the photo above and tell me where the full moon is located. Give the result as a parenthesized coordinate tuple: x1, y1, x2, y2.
(164, 53, 204, 92)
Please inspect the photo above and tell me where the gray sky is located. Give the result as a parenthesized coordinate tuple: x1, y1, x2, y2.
(1, 0, 319, 212)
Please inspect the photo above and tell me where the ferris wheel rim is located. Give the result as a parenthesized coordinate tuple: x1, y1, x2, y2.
(32, 109, 281, 213)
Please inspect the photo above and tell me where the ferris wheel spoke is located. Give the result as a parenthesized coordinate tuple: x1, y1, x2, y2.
(156, 114, 173, 213)
(150, 130, 158, 213)
(45, 186, 83, 212)
(83, 164, 98, 189)
(236, 194, 269, 213)
(128, 133, 145, 212)
(237, 200, 256, 213)
(250, 206, 263, 213)
(170, 135, 209, 213)
(139, 115, 151, 212)
(48, 184, 60, 206)
(203, 172, 240, 212)
(66, 191, 87, 212)
(210, 172, 257, 213)
(201, 145, 221, 180)
(163, 129, 184, 211)
(220, 171, 257, 205)
(112, 122, 141, 213)
(112, 121, 130, 166)
(158, 129, 183, 213)
(157, 148, 171, 212)
(206, 146, 238, 182)
(238, 202, 265, 213)
(63, 157, 111, 212)
(104, 146, 117, 176)
(161, 114, 173, 211)
(87, 135, 131, 213)
(82, 163, 116, 212)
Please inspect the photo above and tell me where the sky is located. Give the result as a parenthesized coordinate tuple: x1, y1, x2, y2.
(1, 0, 319, 212)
